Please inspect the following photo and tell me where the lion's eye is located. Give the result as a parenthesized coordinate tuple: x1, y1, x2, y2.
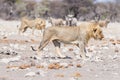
(93, 29, 97, 33)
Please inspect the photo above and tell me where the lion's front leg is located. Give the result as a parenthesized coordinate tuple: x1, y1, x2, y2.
(52, 40, 66, 58)
(32, 27, 35, 35)
(78, 42, 87, 59)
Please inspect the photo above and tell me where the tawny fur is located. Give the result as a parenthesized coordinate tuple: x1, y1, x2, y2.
(32, 22, 104, 59)
(98, 20, 110, 28)
(19, 17, 46, 35)
(48, 17, 64, 26)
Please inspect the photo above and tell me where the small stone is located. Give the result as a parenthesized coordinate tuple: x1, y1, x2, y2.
(72, 72, 81, 77)
(31, 39, 35, 43)
(115, 49, 119, 53)
(36, 65, 44, 68)
(116, 40, 120, 44)
(75, 55, 81, 60)
(68, 63, 73, 67)
(69, 48, 74, 51)
(30, 62, 36, 66)
(76, 64, 82, 68)
(87, 49, 93, 52)
(0, 55, 21, 64)
(48, 63, 63, 69)
(25, 40, 29, 43)
(25, 72, 36, 77)
(3, 36, 7, 39)
(56, 74, 64, 77)
(19, 64, 31, 69)
(6, 65, 18, 69)
(109, 39, 114, 42)
(112, 42, 116, 45)
(60, 63, 69, 68)
(36, 70, 46, 77)
(6, 52, 10, 55)
(36, 72, 40, 75)
(102, 46, 109, 49)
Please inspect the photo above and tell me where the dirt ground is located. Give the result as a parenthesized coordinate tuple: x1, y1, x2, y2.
(0, 19, 120, 80)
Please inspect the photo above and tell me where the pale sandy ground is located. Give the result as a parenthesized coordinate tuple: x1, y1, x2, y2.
(0, 19, 120, 80)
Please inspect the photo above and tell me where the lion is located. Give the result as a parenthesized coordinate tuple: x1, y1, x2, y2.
(31, 21, 104, 59)
(48, 17, 64, 26)
(19, 17, 46, 35)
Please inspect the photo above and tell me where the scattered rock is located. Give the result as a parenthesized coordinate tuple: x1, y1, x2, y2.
(69, 48, 74, 51)
(75, 55, 81, 60)
(3, 36, 7, 39)
(56, 74, 64, 77)
(30, 56, 41, 60)
(115, 47, 119, 53)
(68, 63, 73, 67)
(25, 72, 36, 77)
(116, 40, 120, 44)
(72, 72, 81, 78)
(111, 42, 116, 45)
(69, 77, 77, 80)
(6, 65, 18, 69)
(92, 56, 103, 62)
(109, 39, 114, 42)
(115, 49, 119, 53)
(36, 65, 44, 68)
(76, 64, 82, 68)
(60, 62, 69, 68)
(25, 40, 29, 43)
(0, 49, 18, 56)
(19, 64, 31, 69)
(113, 54, 118, 60)
(48, 63, 63, 69)
(102, 46, 109, 49)
(30, 39, 36, 43)
(0, 55, 21, 64)
(49, 59, 60, 63)
(36, 70, 46, 77)
(30, 61, 36, 66)
(6, 65, 19, 71)
(87, 48, 93, 52)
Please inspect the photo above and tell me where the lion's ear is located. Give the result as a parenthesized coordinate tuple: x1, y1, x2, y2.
(93, 28, 97, 33)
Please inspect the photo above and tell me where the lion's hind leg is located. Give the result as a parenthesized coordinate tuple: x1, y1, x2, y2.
(38, 39, 50, 51)
(35, 38, 50, 57)
(77, 42, 87, 60)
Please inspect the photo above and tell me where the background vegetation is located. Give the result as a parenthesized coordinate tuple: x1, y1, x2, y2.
(0, 0, 120, 22)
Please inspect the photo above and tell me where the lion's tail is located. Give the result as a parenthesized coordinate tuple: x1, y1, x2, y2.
(31, 46, 37, 51)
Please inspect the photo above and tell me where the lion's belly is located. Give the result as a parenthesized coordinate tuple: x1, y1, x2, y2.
(58, 36, 79, 44)
(60, 39, 79, 44)
(71, 40, 79, 44)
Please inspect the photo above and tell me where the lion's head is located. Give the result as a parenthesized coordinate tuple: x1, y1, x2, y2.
(92, 25, 104, 40)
